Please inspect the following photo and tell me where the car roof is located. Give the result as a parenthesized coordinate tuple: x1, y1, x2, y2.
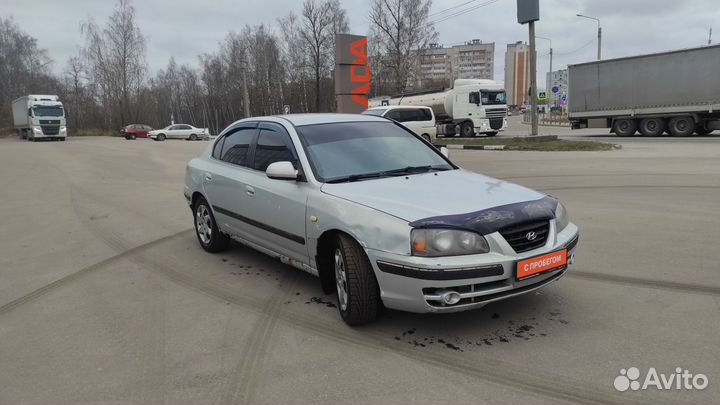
(367, 105, 431, 110)
(275, 113, 387, 127)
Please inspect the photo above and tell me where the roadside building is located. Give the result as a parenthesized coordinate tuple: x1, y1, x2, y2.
(504, 41, 530, 108)
(418, 40, 495, 88)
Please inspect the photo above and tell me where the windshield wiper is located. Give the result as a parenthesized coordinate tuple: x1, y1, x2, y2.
(325, 166, 452, 183)
(325, 171, 386, 183)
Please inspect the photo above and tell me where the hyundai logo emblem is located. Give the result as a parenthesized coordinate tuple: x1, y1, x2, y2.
(526, 231, 537, 241)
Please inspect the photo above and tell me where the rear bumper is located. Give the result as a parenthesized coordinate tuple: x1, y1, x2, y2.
(367, 222, 579, 313)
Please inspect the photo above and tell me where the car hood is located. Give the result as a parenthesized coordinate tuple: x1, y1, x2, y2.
(320, 169, 548, 224)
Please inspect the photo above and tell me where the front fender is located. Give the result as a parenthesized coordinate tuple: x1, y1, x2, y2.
(306, 188, 411, 265)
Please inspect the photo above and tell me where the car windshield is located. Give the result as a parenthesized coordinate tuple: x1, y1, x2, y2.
(481, 91, 506, 105)
(362, 109, 387, 116)
(295, 121, 453, 183)
(33, 106, 64, 117)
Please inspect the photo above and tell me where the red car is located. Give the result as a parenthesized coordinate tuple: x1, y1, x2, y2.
(120, 124, 154, 139)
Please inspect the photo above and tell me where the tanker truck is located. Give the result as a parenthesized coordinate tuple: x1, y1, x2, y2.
(368, 79, 508, 137)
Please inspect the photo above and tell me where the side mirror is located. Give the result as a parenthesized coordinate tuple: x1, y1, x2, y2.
(28, 108, 32, 117)
(440, 147, 449, 158)
(266, 161, 298, 180)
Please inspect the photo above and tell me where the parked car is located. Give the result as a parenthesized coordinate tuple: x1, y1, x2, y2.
(184, 114, 579, 325)
(149, 124, 209, 141)
(363, 105, 437, 142)
(120, 124, 153, 139)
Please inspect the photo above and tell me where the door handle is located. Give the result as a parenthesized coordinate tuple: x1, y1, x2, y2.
(204, 173, 213, 181)
(245, 185, 255, 196)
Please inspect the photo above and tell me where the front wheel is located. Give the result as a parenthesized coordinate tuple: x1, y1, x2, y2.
(189, 133, 197, 141)
(194, 197, 230, 253)
(460, 121, 475, 137)
(421, 134, 432, 143)
(157, 133, 166, 141)
(333, 234, 380, 326)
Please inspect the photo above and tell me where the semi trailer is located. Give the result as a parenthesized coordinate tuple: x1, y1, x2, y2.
(12, 95, 67, 141)
(369, 79, 508, 137)
(568, 44, 720, 136)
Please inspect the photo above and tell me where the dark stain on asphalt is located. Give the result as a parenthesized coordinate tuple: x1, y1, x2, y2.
(394, 310, 570, 351)
(305, 296, 337, 308)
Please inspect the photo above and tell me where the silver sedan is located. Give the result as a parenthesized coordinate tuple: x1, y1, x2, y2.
(184, 113, 579, 325)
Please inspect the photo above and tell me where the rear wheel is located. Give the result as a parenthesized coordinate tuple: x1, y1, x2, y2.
(189, 133, 197, 141)
(668, 116, 695, 137)
(639, 118, 665, 137)
(333, 234, 380, 326)
(194, 196, 230, 253)
(460, 121, 474, 137)
(614, 119, 637, 137)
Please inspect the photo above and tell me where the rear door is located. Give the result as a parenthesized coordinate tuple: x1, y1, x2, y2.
(240, 122, 310, 263)
(202, 123, 259, 237)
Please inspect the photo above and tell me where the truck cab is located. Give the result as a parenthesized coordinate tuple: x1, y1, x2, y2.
(13, 95, 67, 141)
(450, 80, 508, 136)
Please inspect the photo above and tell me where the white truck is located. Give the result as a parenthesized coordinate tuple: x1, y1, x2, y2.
(369, 79, 508, 137)
(12, 95, 67, 141)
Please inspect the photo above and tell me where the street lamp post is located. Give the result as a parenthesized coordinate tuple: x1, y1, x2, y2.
(577, 14, 601, 60)
(536, 35, 552, 95)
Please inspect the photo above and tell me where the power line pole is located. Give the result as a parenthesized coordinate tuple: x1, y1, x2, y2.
(529, 21, 538, 136)
(709, 27, 713, 45)
(241, 55, 251, 118)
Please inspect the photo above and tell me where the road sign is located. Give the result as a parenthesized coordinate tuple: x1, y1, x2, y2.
(552, 86, 559, 93)
(538, 90, 548, 102)
(561, 95, 567, 102)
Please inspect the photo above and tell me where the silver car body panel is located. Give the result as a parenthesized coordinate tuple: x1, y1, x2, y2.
(185, 114, 579, 313)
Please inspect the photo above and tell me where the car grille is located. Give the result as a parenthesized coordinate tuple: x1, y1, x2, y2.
(489, 118, 504, 129)
(39, 120, 61, 125)
(485, 108, 507, 118)
(41, 125, 60, 135)
(499, 220, 550, 253)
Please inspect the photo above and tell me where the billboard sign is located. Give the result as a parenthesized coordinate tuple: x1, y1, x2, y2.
(517, 0, 539, 24)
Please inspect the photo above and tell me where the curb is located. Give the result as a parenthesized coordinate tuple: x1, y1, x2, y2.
(434, 144, 506, 150)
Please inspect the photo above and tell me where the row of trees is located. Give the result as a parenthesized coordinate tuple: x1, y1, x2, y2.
(0, 0, 437, 134)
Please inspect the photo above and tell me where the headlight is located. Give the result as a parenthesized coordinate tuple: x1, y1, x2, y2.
(411, 228, 489, 257)
(60, 126, 67, 132)
(33, 126, 42, 132)
(555, 202, 570, 232)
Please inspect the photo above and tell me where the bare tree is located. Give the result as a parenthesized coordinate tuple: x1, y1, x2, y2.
(298, 0, 348, 111)
(368, 0, 437, 94)
(81, 0, 147, 128)
(0, 17, 56, 130)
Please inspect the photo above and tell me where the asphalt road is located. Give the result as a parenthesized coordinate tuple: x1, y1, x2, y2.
(0, 134, 718, 404)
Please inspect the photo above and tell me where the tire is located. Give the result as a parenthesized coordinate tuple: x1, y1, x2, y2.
(614, 119, 637, 137)
(639, 118, 665, 137)
(486, 131, 498, 137)
(421, 133, 431, 143)
(460, 121, 475, 137)
(668, 116, 695, 137)
(157, 133, 166, 141)
(189, 133, 197, 141)
(193, 196, 230, 253)
(333, 234, 380, 325)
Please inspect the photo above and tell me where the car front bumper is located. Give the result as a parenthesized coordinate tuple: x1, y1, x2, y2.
(366, 222, 579, 313)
